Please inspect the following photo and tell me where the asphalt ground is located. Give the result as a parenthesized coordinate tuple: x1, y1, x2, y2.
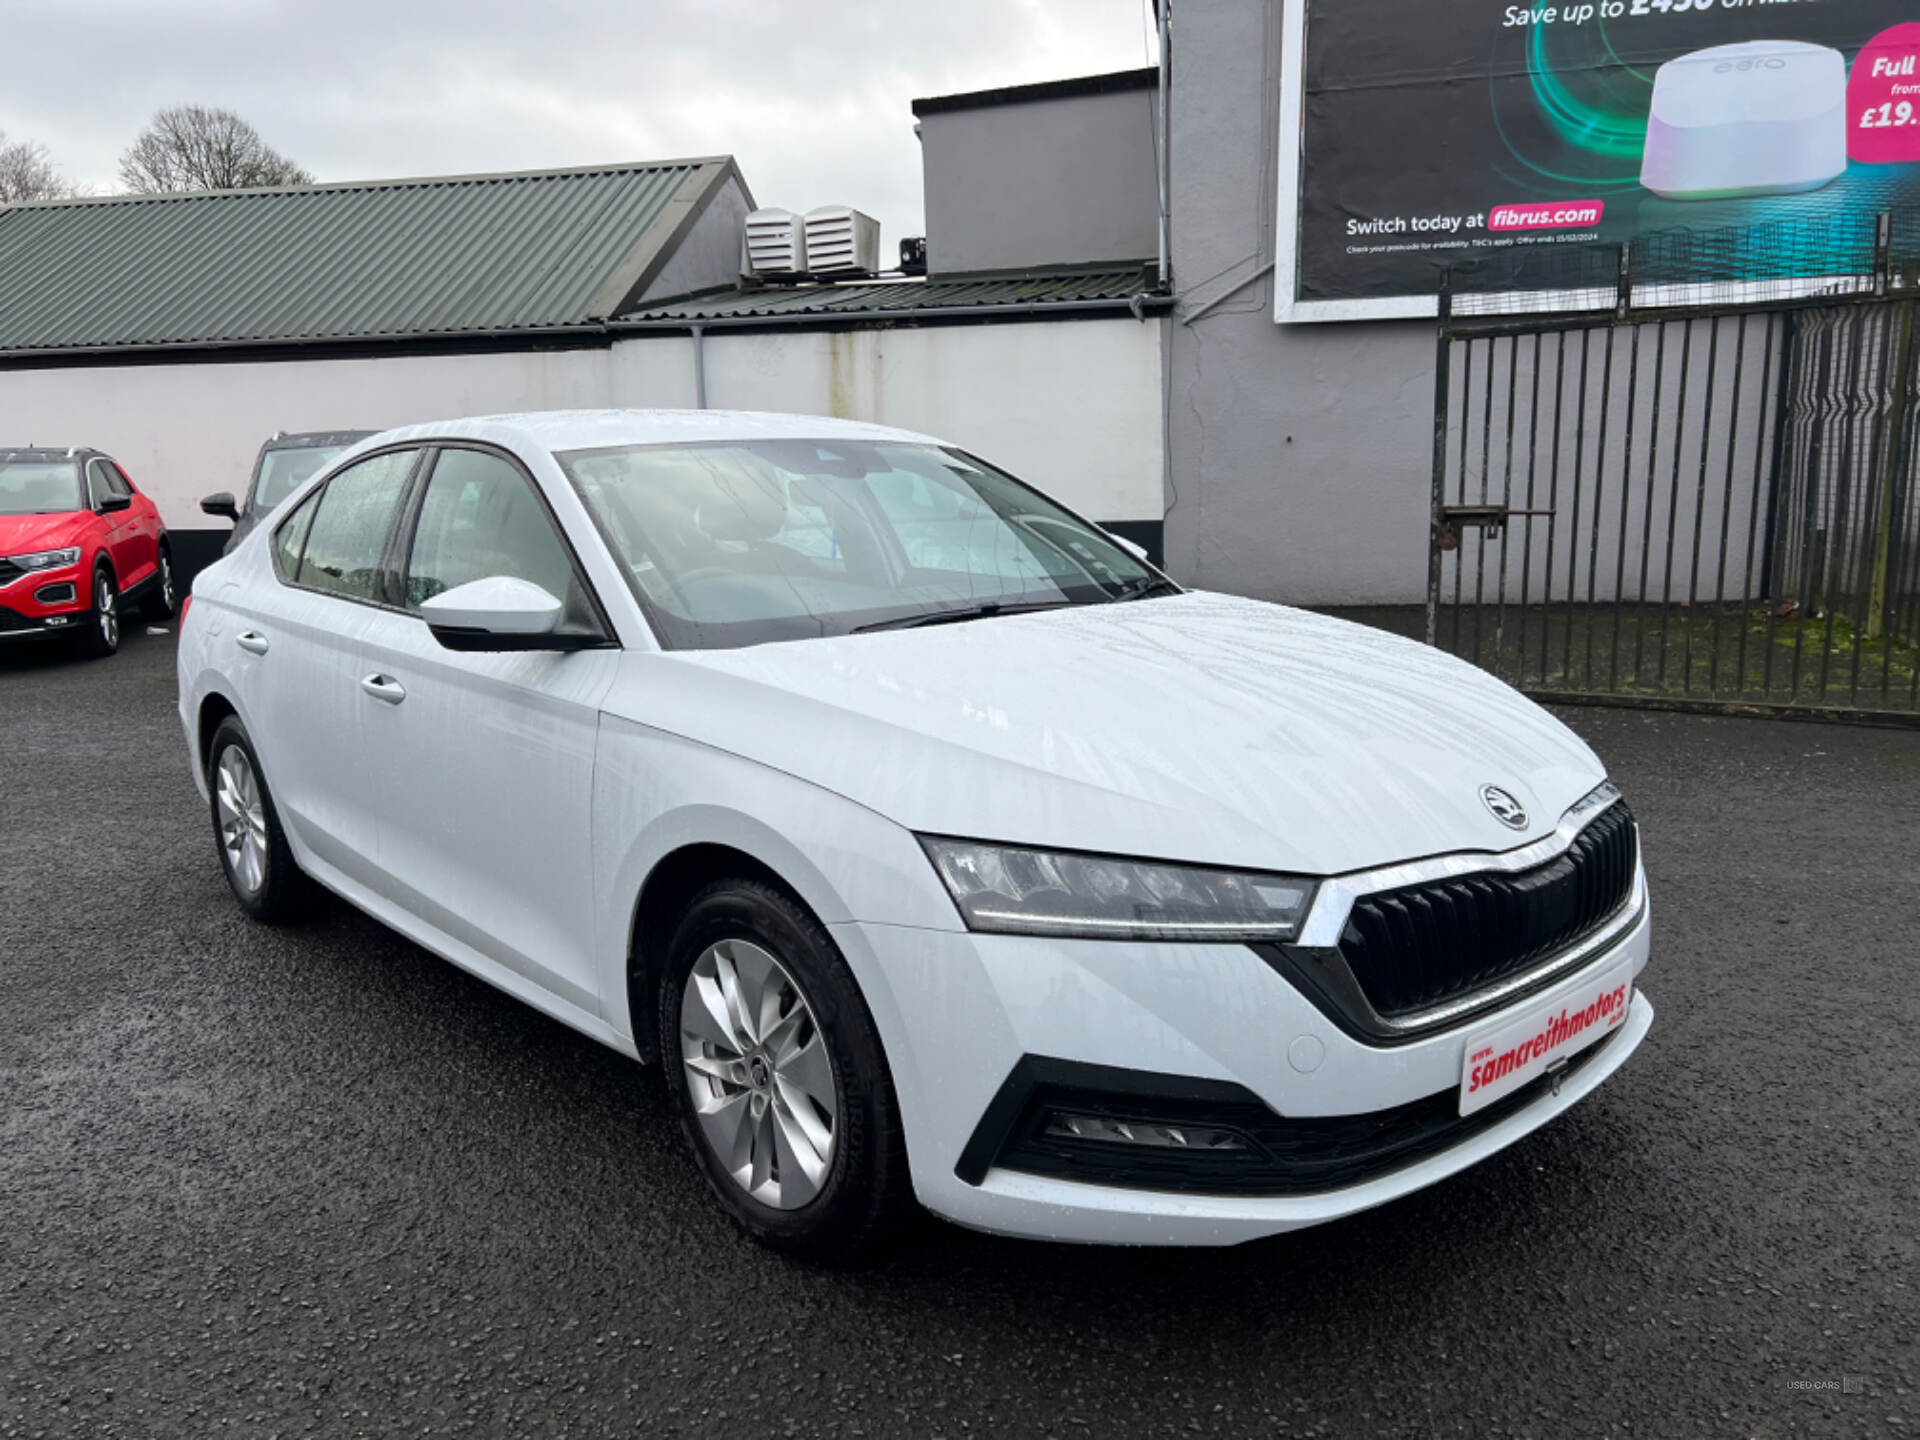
(2, 624, 1916, 1439)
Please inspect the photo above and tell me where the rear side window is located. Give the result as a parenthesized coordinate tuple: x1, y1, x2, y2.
(403, 447, 589, 620)
(293, 449, 415, 601)
(272, 490, 321, 580)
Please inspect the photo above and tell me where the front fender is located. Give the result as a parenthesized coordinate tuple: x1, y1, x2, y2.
(591, 712, 963, 1048)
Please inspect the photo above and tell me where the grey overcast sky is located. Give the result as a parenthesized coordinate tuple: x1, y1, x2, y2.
(0, 0, 1157, 242)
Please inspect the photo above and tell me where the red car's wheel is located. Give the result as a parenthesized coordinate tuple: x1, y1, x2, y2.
(143, 544, 177, 620)
(75, 565, 119, 659)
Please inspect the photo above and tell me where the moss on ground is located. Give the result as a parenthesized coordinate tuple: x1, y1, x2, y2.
(1441, 602, 1920, 714)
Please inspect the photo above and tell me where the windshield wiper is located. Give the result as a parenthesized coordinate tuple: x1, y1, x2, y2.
(1107, 576, 1182, 602)
(852, 601, 1075, 633)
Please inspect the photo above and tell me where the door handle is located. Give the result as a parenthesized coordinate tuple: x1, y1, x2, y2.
(359, 673, 407, 705)
(235, 630, 270, 655)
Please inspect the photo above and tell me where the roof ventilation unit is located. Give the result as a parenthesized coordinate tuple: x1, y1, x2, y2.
(804, 206, 881, 278)
(743, 208, 807, 278)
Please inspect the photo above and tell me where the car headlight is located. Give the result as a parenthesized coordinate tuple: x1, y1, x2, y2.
(1565, 778, 1622, 821)
(6, 546, 81, 573)
(920, 837, 1316, 942)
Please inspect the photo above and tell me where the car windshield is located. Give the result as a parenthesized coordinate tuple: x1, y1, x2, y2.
(255, 443, 352, 513)
(557, 439, 1163, 650)
(0, 460, 82, 516)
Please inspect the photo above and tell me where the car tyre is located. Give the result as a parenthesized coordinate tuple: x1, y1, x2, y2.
(659, 877, 911, 1261)
(143, 544, 177, 620)
(207, 715, 308, 923)
(75, 564, 119, 659)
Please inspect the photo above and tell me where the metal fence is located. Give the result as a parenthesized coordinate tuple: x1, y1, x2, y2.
(1428, 214, 1920, 725)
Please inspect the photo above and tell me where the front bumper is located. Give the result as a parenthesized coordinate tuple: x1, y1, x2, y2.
(831, 890, 1651, 1247)
(0, 567, 87, 639)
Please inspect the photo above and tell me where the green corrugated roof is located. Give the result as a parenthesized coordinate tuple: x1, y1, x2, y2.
(0, 158, 737, 354)
(621, 267, 1159, 325)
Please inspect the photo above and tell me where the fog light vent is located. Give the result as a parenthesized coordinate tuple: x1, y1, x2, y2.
(35, 582, 76, 605)
(1043, 1111, 1248, 1151)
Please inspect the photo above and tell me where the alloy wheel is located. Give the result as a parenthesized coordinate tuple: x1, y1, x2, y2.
(679, 938, 839, 1209)
(158, 553, 174, 610)
(215, 746, 269, 896)
(96, 573, 118, 649)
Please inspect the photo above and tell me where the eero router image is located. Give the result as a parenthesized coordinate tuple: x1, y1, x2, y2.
(1640, 40, 1847, 200)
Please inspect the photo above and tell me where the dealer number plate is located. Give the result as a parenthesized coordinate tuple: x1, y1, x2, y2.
(1458, 956, 1633, 1116)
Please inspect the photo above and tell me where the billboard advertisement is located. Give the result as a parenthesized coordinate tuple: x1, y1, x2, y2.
(1274, 0, 1920, 320)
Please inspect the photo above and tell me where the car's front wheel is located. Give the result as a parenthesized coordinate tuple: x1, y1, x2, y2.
(75, 565, 119, 659)
(659, 878, 910, 1260)
(207, 715, 307, 922)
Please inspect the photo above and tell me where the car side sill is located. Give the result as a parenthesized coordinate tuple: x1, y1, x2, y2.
(292, 845, 642, 1063)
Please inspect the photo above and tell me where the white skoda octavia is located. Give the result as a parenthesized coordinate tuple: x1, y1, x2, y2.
(177, 410, 1652, 1256)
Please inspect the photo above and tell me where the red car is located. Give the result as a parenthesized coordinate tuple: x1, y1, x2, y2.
(0, 447, 175, 658)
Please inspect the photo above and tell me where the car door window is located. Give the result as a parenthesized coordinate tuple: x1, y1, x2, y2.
(100, 463, 133, 500)
(85, 460, 114, 510)
(403, 447, 589, 619)
(295, 449, 415, 602)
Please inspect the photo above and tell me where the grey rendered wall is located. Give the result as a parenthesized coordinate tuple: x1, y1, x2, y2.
(636, 174, 753, 306)
(1166, 0, 1436, 604)
(920, 88, 1160, 275)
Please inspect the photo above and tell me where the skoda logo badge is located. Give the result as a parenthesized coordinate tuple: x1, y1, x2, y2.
(1480, 784, 1529, 830)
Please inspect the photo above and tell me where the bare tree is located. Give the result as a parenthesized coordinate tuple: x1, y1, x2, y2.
(118, 105, 313, 194)
(0, 132, 77, 204)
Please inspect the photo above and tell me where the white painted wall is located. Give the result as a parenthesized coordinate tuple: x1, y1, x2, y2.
(0, 315, 1165, 542)
(0, 347, 630, 533)
(646, 317, 1166, 521)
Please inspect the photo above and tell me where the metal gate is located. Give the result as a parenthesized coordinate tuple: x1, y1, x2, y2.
(1428, 215, 1920, 724)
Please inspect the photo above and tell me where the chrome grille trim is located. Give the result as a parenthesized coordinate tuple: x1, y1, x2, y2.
(1361, 867, 1644, 1035)
(1297, 781, 1624, 948)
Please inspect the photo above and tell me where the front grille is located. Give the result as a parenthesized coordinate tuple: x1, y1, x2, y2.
(0, 605, 35, 632)
(1339, 801, 1638, 1020)
(969, 1030, 1624, 1196)
(0, 558, 23, 588)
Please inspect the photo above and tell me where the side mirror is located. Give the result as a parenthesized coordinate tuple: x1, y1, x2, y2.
(420, 576, 588, 652)
(1105, 530, 1150, 563)
(99, 493, 133, 514)
(200, 492, 240, 523)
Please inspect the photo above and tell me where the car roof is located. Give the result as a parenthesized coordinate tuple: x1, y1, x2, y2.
(360, 409, 946, 455)
(259, 430, 375, 453)
(0, 447, 101, 463)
